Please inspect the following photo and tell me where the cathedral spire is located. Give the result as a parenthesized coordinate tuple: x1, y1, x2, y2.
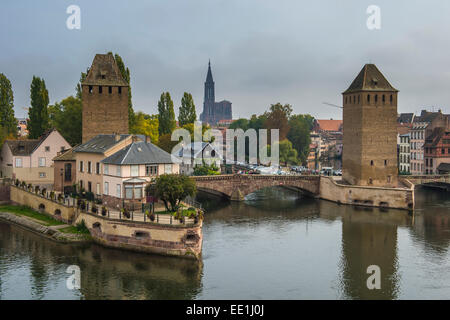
(206, 59, 214, 83)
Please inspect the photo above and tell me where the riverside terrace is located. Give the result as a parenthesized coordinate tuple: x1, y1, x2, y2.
(8, 182, 203, 259)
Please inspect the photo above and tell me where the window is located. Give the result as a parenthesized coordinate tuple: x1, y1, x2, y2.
(88, 161, 92, 173)
(118, 87, 122, 94)
(79, 180, 83, 189)
(442, 148, 445, 154)
(96, 183, 100, 195)
(99, 86, 102, 94)
(89, 86, 93, 93)
(39, 157, 46, 167)
(79, 161, 84, 172)
(104, 182, 109, 195)
(108, 86, 112, 94)
(116, 184, 121, 198)
(125, 186, 133, 199)
(88, 181, 92, 193)
(164, 164, 172, 174)
(61, 146, 65, 152)
(367, 94, 370, 102)
(15, 158, 22, 168)
(135, 187, 143, 199)
(64, 163, 72, 181)
(390, 95, 393, 103)
(45, 146, 50, 152)
(370, 160, 374, 166)
(104, 164, 109, 175)
(382, 95, 385, 103)
(39, 172, 46, 178)
(375, 94, 378, 103)
(131, 165, 139, 177)
(96, 162, 100, 174)
(146, 165, 158, 176)
(384, 160, 387, 166)
(116, 165, 121, 177)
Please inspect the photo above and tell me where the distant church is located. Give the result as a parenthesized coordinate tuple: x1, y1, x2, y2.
(199, 61, 232, 125)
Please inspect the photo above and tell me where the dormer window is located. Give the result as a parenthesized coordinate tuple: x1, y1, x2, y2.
(100, 71, 107, 79)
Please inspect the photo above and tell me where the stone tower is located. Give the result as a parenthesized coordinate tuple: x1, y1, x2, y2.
(200, 61, 215, 124)
(82, 53, 129, 143)
(342, 64, 398, 187)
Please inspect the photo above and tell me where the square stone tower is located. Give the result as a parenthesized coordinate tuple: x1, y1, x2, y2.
(342, 64, 398, 187)
(82, 53, 129, 143)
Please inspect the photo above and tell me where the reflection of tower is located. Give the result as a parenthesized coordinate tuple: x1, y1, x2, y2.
(339, 209, 404, 299)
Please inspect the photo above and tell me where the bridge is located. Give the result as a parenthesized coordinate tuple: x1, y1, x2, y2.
(192, 174, 320, 201)
(405, 174, 450, 191)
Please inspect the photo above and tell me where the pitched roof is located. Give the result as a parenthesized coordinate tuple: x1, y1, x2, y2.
(73, 134, 131, 154)
(82, 53, 128, 87)
(205, 61, 214, 83)
(53, 148, 76, 161)
(315, 119, 343, 132)
(398, 113, 414, 124)
(4, 128, 58, 156)
(101, 141, 174, 165)
(424, 127, 446, 147)
(343, 64, 398, 94)
(413, 110, 442, 123)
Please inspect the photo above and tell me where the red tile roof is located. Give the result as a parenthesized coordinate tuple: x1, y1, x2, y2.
(315, 120, 343, 132)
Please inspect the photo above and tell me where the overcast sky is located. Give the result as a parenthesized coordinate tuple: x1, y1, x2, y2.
(2, 0, 450, 120)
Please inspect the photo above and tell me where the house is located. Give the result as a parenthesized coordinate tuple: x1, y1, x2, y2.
(424, 128, 450, 174)
(53, 148, 77, 193)
(175, 142, 223, 175)
(312, 119, 343, 133)
(72, 133, 134, 197)
(0, 129, 71, 184)
(101, 139, 179, 209)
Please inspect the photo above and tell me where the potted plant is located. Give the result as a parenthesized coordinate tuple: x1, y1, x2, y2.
(49, 191, 55, 200)
(101, 206, 107, 216)
(42, 188, 47, 197)
(122, 207, 130, 219)
(80, 200, 86, 212)
(21, 181, 26, 188)
(35, 186, 40, 194)
(57, 193, 63, 203)
(92, 204, 98, 214)
(15, 179, 19, 187)
(27, 183, 32, 191)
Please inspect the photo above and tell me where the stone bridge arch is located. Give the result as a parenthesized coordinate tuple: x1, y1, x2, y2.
(192, 175, 320, 201)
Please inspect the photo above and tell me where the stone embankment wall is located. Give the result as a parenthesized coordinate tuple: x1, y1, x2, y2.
(319, 176, 414, 210)
(76, 212, 203, 259)
(10, 186, 77, 223)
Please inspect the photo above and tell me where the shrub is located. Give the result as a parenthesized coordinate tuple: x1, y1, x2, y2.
(75, 219, 90, 234)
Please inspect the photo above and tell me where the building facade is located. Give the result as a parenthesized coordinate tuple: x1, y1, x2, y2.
(424, 128, 450, 174)
(82, 53, 129, 143)
(342, 64, 398, 187)
(199, 61, 232, 125)
(53, 148, 76, 193)
(399, 133, 410, 174)
(0, 129, 71, 184)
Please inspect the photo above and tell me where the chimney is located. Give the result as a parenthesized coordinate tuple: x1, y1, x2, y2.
(114, 133, 120, 142)
(132, 135, 139, 143)
(145, 135, 151, 143)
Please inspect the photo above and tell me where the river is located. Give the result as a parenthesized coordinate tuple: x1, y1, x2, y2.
(0, 187, 449, 300)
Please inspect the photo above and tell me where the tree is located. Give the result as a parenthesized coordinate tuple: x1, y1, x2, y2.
(147, 174, 196, 212)
(265, 139, 298, 166)
(193, 161, 220, 176)
(48, 96, 82, 145)
(157, 92, 176, 135)
(28, 76, 50, 139)
(178, 92, 197, 127)
(113, 53, 135, 129)
(130, 112, 159, 143)
(0, 73, 17, 137)
(264, 103, 292, 141)
(287, 114, 313, 164)
(157, 133, 179, 153)
(75, 70, 87, 100)
(229, 118, 249, 131)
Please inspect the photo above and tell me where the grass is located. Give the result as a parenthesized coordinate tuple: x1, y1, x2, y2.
(0, 205, 65, 226)
(59, 226, 90, 235)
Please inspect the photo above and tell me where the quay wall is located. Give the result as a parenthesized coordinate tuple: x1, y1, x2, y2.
(319, 176, 414, 210)
(76, 212, 203, 260)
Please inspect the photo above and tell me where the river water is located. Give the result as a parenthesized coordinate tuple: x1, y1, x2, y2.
(0, 187, 449, 300)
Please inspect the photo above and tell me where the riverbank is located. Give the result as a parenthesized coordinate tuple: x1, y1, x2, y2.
(0, 206, 91, 243)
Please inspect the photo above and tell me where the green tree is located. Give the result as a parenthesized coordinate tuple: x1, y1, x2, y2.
(178, 92, 197, 127)
(147, 174, 196, 212)
(157, 92, 176, 135)
(287, 114, 313, 164)
(265, 139, 298, 166)
(113, 53, 135, 129)
(28, 76, 50, 139)
(229, 118, 249, 131)
(48, 96, 82, 145)
(75, 70, 87, 100)
(264, 103, 292, 141)
(157, 133, 179, 153)
(130, 112, 159, 143)
(0, 73, 17, 137)
(193, 161, 220, 176)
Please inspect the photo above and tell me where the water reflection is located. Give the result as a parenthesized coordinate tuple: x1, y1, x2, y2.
(0, 186, 449, 299)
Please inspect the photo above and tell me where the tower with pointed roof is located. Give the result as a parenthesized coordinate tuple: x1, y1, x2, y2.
(81, 53, 129, 143)
(200, 61, 232, 125)
(342, 64, 399, 187)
